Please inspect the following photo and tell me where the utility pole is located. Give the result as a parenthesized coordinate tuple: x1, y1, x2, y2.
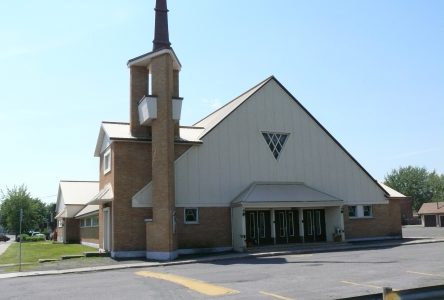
(19, 208, 23, 272)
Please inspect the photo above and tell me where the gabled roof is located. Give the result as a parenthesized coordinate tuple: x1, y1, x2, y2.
(57, 181, 99, 206)
(379, 182, 407, 198)
(418, 202, 444, 215)
(193, 76, 273, 139)
(193, 76, 388, 197)
(94, 122, 203, 156)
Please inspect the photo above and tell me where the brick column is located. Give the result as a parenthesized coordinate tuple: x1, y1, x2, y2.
(146, 53, 177, 260)
(130, 66, 150, 137)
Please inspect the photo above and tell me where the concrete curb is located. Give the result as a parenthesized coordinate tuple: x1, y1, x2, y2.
(1, 238, 443, 280)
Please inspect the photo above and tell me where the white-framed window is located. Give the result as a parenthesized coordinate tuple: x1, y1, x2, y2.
(349, 205, 373, 218)
(92, 216, 99, 227)
(103, 148, 111, 175)
(262, 132, 289, 160)
(363, 205, 373, 217)
(348, 206, 357, 218)
(184, 208, 199, 224)
(80, 216, 99, 228)
(58, 219, 64, 228)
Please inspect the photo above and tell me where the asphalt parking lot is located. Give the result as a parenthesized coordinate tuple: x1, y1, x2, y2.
(1, 240, 443, 300)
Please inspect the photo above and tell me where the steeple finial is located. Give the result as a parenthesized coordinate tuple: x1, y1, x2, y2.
(153, 0, 171, 51)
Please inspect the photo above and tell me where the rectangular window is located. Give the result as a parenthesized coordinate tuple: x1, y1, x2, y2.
(363, 205, 373, 217)
(103, 149, 111, 175)
(58, 219, 64, 228)
(80, 219, 84, 228)
(348, 206, 357, 218)
(92, 216, 99, 227)
(315, 210, 322, 235)
(288, 212, 295, 237)
(259, 212, 266, 238)
(184, 208, 199, 224)
(249, 213, 256, 238)
(85, 218, 92, 227)
(279, 212, 286, 237)
(307, 211, 313, 236)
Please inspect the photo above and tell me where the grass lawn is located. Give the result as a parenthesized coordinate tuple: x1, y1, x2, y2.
(0, 241, 97, 267)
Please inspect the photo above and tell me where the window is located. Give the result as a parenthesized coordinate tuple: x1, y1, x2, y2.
(85, 218, 92, 227)
(363, 205, 373, 217)
(58, 219, 64, 228)
(349, 205, 373, 218)
(92, 216, 99, 227)
(348, 206, 357, 218)
(262, 132, 289, 159)
(259, 212, 266, 238)
(80, 219, 85, 228)
(103, 149, 111, 174)
(184, 208, 199, 224)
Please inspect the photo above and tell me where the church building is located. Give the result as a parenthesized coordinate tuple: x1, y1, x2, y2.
(88, 0, 404, 260)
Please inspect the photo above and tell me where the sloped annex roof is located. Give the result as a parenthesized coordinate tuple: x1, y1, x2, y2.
(378, 182, 407, 198)
(418, 202, 444, 215)
(75, 205, 99, 218)
(57, 181, 99, 206)
(232, 182, 343, 207)
(94, 122, 204, 156)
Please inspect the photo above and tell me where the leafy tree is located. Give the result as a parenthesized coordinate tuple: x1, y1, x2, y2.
(0, 185, 47, 235)
(384, 166, 444, 211)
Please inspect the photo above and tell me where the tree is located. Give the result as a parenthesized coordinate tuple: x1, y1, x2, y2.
(0, 185, 47, 235)
(384, 166, 444, 211)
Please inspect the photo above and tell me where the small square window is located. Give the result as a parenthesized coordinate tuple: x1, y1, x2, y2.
(103, 149, 111, 174)
(348, 206, 357, 218)
(363, 205, 373, 217)
(184, 208, 199, 224)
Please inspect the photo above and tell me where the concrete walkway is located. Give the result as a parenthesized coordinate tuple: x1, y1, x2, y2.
(0, 237, 443, 280)
(0, 236, 14, 256)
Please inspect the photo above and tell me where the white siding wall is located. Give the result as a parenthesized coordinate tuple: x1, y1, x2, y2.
(175, 80, 386, 207)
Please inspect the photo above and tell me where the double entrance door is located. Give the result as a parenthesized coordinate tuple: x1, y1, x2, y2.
(245, 209, 327, 246)
(274, 210, 300, 243)
(303, 209, 326, 242)
(245, 210, 272, 246)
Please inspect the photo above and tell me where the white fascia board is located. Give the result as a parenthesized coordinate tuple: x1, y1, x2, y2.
(127, 49, 181, 71)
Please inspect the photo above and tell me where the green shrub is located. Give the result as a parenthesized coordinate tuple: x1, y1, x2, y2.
(18, 234, 45, 242)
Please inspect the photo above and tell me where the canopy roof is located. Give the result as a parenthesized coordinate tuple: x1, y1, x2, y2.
(232, 182, 343, 208)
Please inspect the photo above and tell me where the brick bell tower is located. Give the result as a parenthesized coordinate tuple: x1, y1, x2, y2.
(127, 0, 182, 260)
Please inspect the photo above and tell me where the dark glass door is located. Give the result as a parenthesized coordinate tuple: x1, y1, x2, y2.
(275, 210, 300, 244)
(303, 209, 326, 242)
(245, 210, 272, 246)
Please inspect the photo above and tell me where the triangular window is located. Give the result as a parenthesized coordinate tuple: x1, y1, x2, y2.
(262, 132, 289, 159)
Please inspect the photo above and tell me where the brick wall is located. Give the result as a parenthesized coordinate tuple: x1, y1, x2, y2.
(80, 226, 99, 245)
(65, 218, 80, 243)
(343, 201, 402, 239)
(176, 207, 232, 249)
(109, 141, 192, 252)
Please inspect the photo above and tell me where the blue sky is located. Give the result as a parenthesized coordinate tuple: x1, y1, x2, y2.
(0, 0, 443, 203)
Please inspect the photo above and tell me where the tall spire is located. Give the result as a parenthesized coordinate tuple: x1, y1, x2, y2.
(153, 0, 171, 51)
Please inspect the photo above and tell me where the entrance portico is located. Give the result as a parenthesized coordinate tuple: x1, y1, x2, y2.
(231, 183, 345, 251)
